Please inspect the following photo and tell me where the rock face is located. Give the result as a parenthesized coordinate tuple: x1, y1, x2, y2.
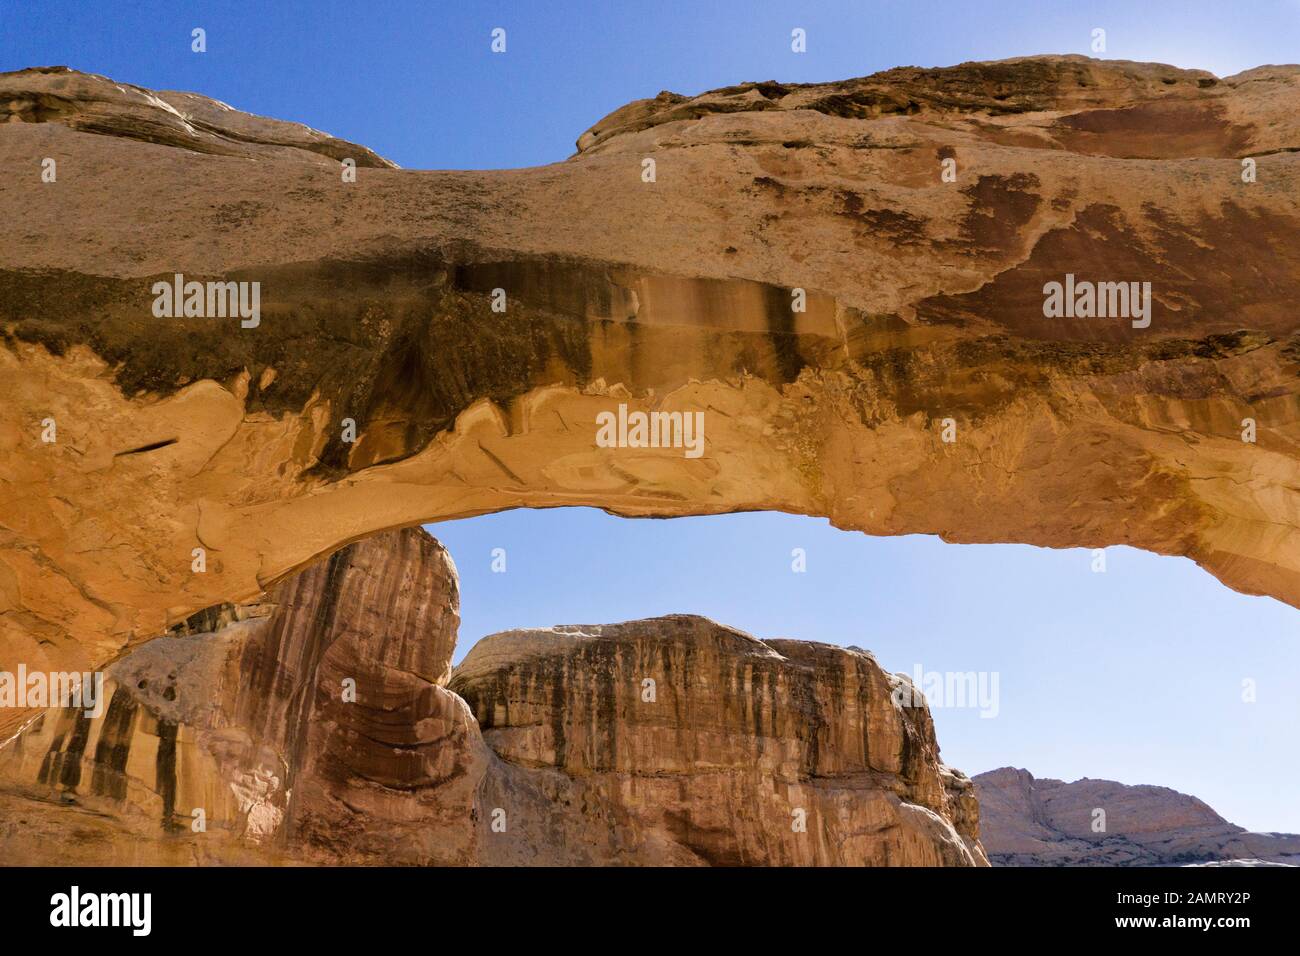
(0, 528, 984, 866)
(0, 65, 395, 167)
(453, 619, 984, 865)
(0, 526, 481, 864)
(3, 56, 1300, 740)
(975, 767, 1300, 866)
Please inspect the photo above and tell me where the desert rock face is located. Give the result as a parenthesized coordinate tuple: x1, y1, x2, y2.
(2, 56, 1300, 740)
(0, 527, 984, 866)
(975, 767, 1300, 866)
(0, 526, 481, 864)
(454, 619, 984, 865)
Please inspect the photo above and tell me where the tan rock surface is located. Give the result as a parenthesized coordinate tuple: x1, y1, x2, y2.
(0, 526, 480, 864)
(2, 57, 1300, 738)
(0, 528, 984, 866)
(454, 618, 985, 866)
(975, 767, 1300, 865)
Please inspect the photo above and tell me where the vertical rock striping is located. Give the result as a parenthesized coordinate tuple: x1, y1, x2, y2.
(0, 528, 984, 866)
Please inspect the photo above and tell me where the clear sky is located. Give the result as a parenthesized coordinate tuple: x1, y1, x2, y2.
(4, 0, 1300, 170)
(6, 0, 1298, 831)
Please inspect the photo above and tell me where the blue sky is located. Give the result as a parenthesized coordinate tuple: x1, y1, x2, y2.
(6, 0, 1298, 831)
(435, 509, 1300, 833)
(4, 0, 1300, 169)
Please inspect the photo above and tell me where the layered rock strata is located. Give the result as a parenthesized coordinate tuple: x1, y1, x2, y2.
(0, 528, 984, 866)
(0, 526, 475, 864)
(453, 619, 984, 866)
(2, 57, 1300, 738)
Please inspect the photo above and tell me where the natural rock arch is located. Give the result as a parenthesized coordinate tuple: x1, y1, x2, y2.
(2, 57, 1300, 740)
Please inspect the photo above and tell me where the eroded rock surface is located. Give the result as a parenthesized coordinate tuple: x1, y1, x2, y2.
(3, 56, 1300, 738)
(0, 526, 479, 864)
(0, 528, 984, 866)
(975, 767, 1300, 866)
(454, 619, 984, 865)
(0, 65, 395, 166)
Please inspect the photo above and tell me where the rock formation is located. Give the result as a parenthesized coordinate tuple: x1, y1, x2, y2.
(0, 526, 478, 864)
(975, 767, 1300, 866)
(2, 56, 1300, 740)
(454, 619, 984, 865)
(0, 527, 985, 866)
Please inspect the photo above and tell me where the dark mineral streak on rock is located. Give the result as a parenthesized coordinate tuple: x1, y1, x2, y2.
(452, 615, 987, 865)
(4, 57, 1300, 795)
(2, 529, 986, 866)
(155, 719, 178, 829)
(90, 690, 137, 800)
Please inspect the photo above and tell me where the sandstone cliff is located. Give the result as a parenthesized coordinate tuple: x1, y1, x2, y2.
(454, 619, 984, 865)
(975, 766, 1300, 866)
(0, 526, 479, 864)
(0, 527, 984, 866)
(3, 57, 1300, 739)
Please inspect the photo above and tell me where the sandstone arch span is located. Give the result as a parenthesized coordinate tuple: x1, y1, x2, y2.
(3, 56, 1300, 738)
